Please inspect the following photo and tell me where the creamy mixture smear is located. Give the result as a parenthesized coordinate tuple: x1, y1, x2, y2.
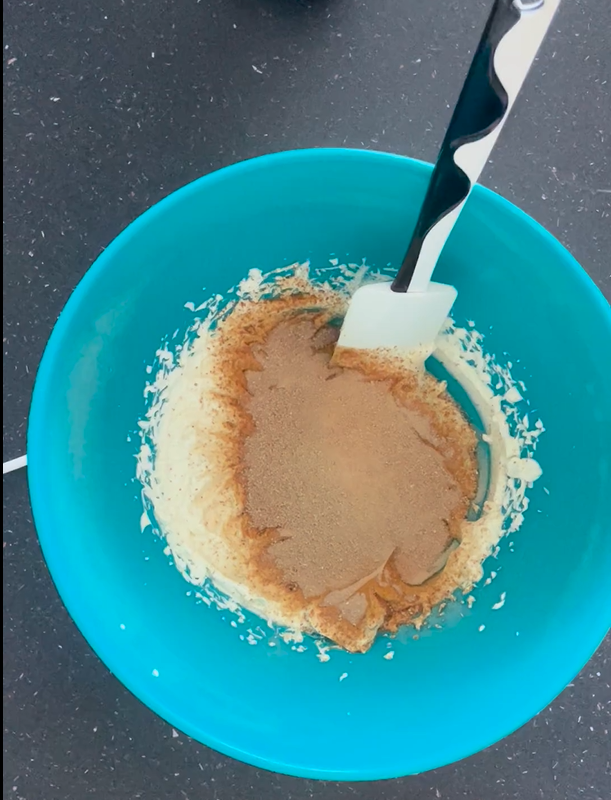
(137, 262, 543, 653)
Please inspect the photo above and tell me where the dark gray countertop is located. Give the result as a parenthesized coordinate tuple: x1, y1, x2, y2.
(3, 1, 610, 798)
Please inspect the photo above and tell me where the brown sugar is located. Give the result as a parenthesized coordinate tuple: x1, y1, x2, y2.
(147, 286, 481, 654)
(236, 314, 478, 648)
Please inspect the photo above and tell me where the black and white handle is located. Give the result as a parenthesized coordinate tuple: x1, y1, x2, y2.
(392, 0, 561, 293)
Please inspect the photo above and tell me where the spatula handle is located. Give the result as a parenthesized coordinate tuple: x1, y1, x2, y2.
(392, 0, 561, 294)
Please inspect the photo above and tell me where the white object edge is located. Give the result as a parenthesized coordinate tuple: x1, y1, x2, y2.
(3, 455, 28, 475)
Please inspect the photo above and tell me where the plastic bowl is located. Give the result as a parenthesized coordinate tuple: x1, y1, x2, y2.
(28, 149, 611, 780)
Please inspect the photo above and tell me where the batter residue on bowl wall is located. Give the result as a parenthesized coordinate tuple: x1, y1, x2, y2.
(137, 261, 544, 653)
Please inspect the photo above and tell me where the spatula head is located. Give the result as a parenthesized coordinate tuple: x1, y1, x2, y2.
(337, 280, 457, 355)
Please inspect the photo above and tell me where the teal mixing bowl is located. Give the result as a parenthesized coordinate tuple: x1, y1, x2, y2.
(28, 149, 611, 779)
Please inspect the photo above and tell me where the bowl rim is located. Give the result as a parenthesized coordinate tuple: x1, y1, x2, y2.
(27, 147, 611, 780)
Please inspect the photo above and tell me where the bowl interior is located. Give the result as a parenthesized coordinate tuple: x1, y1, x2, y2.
(28, 149, 611, 779)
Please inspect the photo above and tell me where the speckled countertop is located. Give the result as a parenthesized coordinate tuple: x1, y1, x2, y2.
(3, 1, 610, 798)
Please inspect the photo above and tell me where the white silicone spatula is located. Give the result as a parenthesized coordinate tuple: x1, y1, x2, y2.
(337, 0, 561, 356)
